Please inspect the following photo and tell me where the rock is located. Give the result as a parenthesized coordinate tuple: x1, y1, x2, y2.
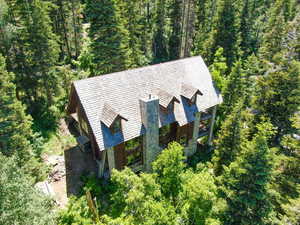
(35, 181, 55, 197)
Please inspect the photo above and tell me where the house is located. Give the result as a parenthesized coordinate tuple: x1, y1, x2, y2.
(67, 56, 222, 177)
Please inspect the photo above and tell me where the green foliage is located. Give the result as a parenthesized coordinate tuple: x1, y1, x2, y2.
(85, 0, 132, 75)
(209, 47, 228, 92)
(59, 196, 95, 225)
(153, 0, 169, 63)
(0, 54, 32, 162)
(208, 0, 242, 68)
(255, 59, 300, 138)
(222, 61, 246, 116)
(219, 122, 276, 225)
(0, 154, 56, 225)
(168, 0, 183, 60)
(109, 168, 177, 225)
(212, 102, 251, 176)
(152, 142, 186, 200)
(179, 168, 225, 225)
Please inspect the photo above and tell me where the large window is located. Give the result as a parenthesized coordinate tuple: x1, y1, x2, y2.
(125, 136, 142, 166)
(159, 124, 174, 148)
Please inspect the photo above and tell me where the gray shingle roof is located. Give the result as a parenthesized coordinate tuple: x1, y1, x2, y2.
(181, 83, 203, 99)
(101, 103, 127, 128)
(156, 89, 179, 108)
(73, 56, 223, 151)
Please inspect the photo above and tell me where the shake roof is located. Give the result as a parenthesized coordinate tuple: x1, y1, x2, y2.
(72, 56, 222, 151)
(181, 83, 203, 99)
(156, 89, 179, 108)
(101, 103, 127, 128)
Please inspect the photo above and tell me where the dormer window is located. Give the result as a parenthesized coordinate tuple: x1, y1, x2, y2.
(101, 103, 127, 134)
(110, 118, 122, 134)
(180, 83, 202, 106)
(156, 89, 179, 114)
(189, 94, 197, 105)
(160, 102, 174, 114)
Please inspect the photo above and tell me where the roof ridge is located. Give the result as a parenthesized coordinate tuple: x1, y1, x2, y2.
(74, 56, 203, 84)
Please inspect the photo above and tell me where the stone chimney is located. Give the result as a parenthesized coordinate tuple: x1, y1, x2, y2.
(139, 94, 160, 172)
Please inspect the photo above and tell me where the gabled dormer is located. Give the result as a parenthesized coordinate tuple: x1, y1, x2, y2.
(156, 89, 180, 114)
(101, 103, 127, 134)
(180, 83, 203, 106)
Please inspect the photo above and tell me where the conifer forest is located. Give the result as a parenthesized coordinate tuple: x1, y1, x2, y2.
(0, 0, 300, 224)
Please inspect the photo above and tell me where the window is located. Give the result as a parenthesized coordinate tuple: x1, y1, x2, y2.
(125, 137, 142, 166)
(110, 118, 122, 134)
(179, 134, 188, 147)
(189, 94, 197, 105)
(160, 124, 171, 137)
(160, 103, 174, 114)
(159, 124, 173, 148)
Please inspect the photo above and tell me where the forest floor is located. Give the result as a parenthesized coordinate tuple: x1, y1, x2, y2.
(41, 119, 97, 208)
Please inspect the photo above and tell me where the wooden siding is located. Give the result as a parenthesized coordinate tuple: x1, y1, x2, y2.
(176, 122, 194, 141)
(114, 143, 126, 170)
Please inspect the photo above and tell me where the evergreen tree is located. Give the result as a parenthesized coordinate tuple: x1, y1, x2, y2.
(153, 0, 169, 63)
(86, 0, 132, 75)
(0, 54, 32, 162)
(220, 122, 275, 225)
(209, 47, 227, 92)
(255, 59, 300, 140)
(0, 154, 56, 225)
(168, 0, 183, 60)
(193, 0, 217, 61)
(259, 0, 287, 61)
(212, 101, 251, 176)
(207, 0, 242, 68)
(222, 60, 245, 116)
(121, 0, 148, 67)
(8, 0, 60, 115)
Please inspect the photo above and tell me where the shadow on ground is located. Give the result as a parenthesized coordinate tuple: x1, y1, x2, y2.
(64, 146, 98, 196)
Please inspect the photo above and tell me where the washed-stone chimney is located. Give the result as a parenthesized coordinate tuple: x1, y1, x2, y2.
(139, 94, 160, 172)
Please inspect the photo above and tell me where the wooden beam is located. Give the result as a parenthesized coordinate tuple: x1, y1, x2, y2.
(208, 105, 217, 146)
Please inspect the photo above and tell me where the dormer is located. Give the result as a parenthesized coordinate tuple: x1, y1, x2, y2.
(180, 83, 203, 106)
(156, 89, 180, 114)
(101, 103, 127, 134)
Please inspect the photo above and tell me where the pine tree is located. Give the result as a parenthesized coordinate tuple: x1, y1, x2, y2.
(219, 122, 275, 225)
(207, 0, 242, 68)
(0, 154, 56, 225)
(255, 59, 300, 140)
(86, 0, 132, 75)
(6, 0, 60, 115)
(153, 0, 169, 63)
(259, 0, 287, 61)
(192, 0, 217, 60)
(121, 0, 148, 67)
(222, 60, 245, 116)
(209, 47, 227, 92)
(212, 101, 251, 176)
(0, 54, 33, 162)
(168, 0, 183, 60)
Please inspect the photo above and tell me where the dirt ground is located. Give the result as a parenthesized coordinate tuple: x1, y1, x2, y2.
(64, 146, 98, 196)
(44, 119, 98, 208)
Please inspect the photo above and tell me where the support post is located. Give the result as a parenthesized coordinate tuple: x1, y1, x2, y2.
(185, 112, 201, 157)
(96, 150, 106, 178)
(208, 105, 217, 146)
(107, 147, 115, 174)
